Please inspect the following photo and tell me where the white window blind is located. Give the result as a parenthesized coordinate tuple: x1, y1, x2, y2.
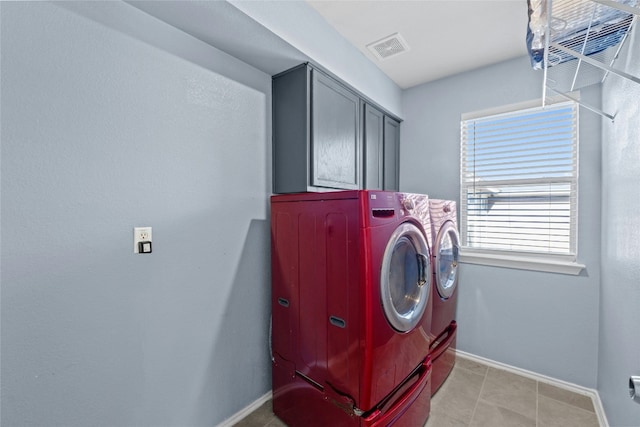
(460, 101, 578, 257)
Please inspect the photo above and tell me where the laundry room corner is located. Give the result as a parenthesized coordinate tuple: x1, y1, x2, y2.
(400, 55, 602, 390)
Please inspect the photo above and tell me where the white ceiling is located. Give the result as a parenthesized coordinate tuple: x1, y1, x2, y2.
(306, 0, 531, 89)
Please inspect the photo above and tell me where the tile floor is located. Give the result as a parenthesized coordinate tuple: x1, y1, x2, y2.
(233, 356, 600, 427)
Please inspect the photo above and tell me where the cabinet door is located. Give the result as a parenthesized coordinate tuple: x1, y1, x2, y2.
(311, 70, 361, 190)
(363, 103, 384, 190)
(384, 116, 400, 191)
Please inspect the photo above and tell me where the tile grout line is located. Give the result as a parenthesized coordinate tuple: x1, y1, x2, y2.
(539, 393, 605, 418)
(457, 351, 605, 425)
(468, 365, 489, 426)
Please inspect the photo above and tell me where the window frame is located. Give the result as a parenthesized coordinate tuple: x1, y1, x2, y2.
(459, 97, 585, 275)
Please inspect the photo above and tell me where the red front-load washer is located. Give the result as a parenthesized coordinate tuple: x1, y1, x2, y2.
(270, 190, 433, 426)
(427, 199, 460, 395)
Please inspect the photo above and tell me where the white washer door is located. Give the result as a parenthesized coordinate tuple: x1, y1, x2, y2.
(380, 222, 431, 332)
(434, 221, 460, 300)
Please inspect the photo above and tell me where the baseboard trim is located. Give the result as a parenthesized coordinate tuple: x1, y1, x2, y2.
(456, 350, 609, 427)
(215, 390, 272, 427)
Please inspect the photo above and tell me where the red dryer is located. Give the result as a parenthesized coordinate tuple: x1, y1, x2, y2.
(270, 190, 434, 426)
(427, 199, 460, 395)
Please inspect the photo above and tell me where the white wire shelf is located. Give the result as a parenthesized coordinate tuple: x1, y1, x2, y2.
(532, 0, 640, 121)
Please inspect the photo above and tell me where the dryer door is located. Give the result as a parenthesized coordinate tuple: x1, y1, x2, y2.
(434, 221, 460, 299)
(380, 222, 431, 332)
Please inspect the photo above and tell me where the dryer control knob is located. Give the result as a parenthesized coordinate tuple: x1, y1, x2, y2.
(443, 204, 452, 213)
(403, 199, 415, 211)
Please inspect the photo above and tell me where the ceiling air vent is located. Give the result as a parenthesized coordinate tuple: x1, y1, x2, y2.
(366, 32, 410, 61)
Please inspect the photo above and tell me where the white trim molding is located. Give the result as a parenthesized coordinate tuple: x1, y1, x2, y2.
(460, 248, 586, 275)
(456, 350, 609, 427)
(215, 391, 272, 427)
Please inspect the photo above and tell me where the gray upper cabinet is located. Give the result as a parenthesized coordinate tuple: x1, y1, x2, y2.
(363, 104, 400, 192)
(383, 116, 400, 191)
(363, 103, 384, 190)
(272, 64, 360, 194)
(272, 63, 400, 194)
(311, 70, 360, 190)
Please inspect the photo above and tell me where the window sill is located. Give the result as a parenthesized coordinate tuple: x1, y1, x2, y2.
(459, 249, 586, 275)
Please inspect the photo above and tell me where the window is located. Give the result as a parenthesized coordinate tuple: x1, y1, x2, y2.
(460, 99, 584, 275)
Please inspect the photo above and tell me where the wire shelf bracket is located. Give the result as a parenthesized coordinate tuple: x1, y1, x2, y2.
(540, 0, 640, 122)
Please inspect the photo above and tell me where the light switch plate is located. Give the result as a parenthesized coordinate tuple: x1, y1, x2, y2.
(134, 227, 152, 253)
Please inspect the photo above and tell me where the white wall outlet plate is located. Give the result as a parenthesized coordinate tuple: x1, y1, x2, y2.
(134, 227, 152, 253)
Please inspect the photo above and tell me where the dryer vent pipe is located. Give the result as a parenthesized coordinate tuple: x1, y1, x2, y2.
(629, 376, 640, 404)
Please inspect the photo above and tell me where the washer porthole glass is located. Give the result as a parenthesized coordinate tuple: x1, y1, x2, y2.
(380, 223, 431, 332)
(435, 221, 459, 299)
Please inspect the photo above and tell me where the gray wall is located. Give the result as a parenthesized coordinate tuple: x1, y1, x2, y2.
(1, 1, 405, 425)
(599, 26, 640, 427)
(1, 2, 272, 426)
(401, 56, 602, 388)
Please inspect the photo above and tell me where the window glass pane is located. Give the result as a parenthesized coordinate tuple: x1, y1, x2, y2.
(460, 101, 578, 256)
